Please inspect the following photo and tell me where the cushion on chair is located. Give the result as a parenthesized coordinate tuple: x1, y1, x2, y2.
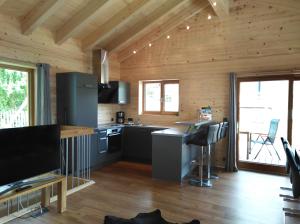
(104, 209, 200, 224)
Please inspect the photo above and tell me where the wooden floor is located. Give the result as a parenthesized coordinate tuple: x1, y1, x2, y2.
(9, 162, 289, 224)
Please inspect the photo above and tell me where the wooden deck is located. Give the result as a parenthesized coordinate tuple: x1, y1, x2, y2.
(9, 161, 289, 224)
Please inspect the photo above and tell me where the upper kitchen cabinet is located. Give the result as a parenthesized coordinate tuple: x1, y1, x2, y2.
(98, 81, 130, 104)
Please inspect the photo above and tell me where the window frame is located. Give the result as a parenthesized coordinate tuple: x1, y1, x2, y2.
(142, 80, 179, 115)
(0, 64, 35, 126)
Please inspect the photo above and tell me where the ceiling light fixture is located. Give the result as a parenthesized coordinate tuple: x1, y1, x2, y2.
(148, 43, 152, 47)
(133, 50, 137, 54)
(208, 14, 212, 20)
(186, 25, 190, 30)
(213, 2, 217, 6)
(167, 35, 170, 39)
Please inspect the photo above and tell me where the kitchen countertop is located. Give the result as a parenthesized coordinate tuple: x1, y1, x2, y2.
(97, 123, 169, 130)
(151, 120, 215, 137)
(151, 126, 188, 137)
(98, 120, 214, 137)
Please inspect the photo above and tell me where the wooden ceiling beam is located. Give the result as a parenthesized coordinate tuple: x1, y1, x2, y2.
(82, 0, 150, 51)
(118, 0, 209, 62)
(104, 0, 191, 53)
(55, 0, 109, 45)
(21, 0, 64, 35)
(0, 0, 7, 7)
(208, 0, 229, 18)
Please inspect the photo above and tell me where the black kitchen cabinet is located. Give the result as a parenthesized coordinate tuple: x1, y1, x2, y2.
(122, 126, 165, 164)
(98, 81, 130, 104)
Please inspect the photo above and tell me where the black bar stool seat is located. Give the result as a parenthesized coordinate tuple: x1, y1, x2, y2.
(185, 123, 220, 187)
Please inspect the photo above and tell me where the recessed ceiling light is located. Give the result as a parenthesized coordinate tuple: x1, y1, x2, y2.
(133, 50, 137, 54)
(148, 43, 152, 47)
(186, 25, 190, 30)
(208, 14, 212, 20)
(167, 35, 170, 39)
(213, 2, 217, 6)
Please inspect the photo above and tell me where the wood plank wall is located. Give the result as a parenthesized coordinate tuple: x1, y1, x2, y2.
(0, 13, 120, 125)
(120, 0, 300, 167)
(0, 14, 90, 122)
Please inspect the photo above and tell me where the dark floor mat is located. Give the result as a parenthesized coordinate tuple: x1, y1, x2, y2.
(104, 209, 200, 224)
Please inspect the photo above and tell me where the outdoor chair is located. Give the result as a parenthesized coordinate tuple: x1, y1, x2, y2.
(251, 119, 280, 160)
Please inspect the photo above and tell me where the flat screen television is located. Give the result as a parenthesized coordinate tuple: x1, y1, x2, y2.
(0, 125, 61, 188)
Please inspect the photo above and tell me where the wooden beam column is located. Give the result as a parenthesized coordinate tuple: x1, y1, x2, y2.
(55, 0, 109, 45)
(105, 0, 190, 52)
(21, 0, 64, 35)
(208, 0, 230, 18)
(82, 0, 150, 51)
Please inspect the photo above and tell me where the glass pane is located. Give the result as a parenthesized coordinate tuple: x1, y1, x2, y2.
(238, 80, 288, 166)
(164, 83, 179, 112)
(0, 67, 29, 128)
(144, 82, 161, 111)
(293, 81, 300, 149)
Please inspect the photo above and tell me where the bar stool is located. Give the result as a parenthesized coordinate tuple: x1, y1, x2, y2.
(209, 121, 229, 179)
(185, 123, 220, 187)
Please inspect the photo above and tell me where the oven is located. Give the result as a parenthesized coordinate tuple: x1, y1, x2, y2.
(107, 127, 122, 153)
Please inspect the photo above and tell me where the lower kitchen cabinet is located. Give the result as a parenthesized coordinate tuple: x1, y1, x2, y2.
(122, 126, 164, 164)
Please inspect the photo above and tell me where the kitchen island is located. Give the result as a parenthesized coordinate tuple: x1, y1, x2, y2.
(151, 121, 213, 182)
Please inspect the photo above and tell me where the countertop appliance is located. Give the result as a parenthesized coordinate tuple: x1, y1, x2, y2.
(56, 72, 101, 168)
(98, 81, 130, 104)
(116, 111, 125, 124)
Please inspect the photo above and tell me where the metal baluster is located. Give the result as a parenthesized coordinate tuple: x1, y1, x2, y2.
(83, 135, 85, 180)
(72, 137, 74, 188)
(77, 136, 79, 186)
(85, 135, 88, 180)
(81, 136, 83, 180)
(88, 135, 91, 180)
(66, 139, 68, 190)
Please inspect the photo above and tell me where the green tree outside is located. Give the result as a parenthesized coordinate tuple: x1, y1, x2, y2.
(0, 68, 28, 112)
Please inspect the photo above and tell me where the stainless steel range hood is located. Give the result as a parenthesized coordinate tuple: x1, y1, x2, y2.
(93, 49, 110, 88)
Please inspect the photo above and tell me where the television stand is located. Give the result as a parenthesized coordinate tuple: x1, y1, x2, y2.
(0, 175, 67, 213)
(0, 176, 57, 196)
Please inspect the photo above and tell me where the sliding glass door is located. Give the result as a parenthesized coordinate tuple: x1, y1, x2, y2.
(237, 75, 299, 173)
(292, 80, 300, 149)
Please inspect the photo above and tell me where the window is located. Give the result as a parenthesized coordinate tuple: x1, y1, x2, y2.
(0, 64, 34, 128)
(142, 80, 179, 115)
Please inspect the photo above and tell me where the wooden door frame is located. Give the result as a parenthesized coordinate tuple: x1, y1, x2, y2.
(236, 74, 300, 174)
(0, 63, 35, 126)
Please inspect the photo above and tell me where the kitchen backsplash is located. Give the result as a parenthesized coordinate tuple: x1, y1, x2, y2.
(98, 104, 121, 124)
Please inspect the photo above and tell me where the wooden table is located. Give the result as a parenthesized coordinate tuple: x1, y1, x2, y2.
(0, 175, 67, 213)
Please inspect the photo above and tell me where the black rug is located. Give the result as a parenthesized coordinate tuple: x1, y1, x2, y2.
(104, 209, 200, 224)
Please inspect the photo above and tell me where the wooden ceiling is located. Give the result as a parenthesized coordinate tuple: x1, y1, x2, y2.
(0, 0, 230, 58)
